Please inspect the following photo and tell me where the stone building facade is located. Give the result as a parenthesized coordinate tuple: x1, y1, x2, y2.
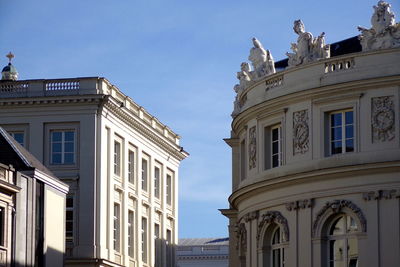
(221, 1, 400, 267)
(176, 238, 229, 267)
(0, 72, 187, 266)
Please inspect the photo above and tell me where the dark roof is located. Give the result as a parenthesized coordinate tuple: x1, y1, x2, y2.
(0, 127, 55, 177)
(274, 35, 362, 69)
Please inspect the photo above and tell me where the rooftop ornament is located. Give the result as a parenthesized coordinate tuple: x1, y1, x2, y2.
(1, 52, 18, 81)
(358, 1, 400, 51)
(286, 20, 330, 68)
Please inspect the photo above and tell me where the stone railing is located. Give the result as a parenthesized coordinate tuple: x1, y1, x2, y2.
(265, 74, 284, 90)
(0, 81, 29, 96)
(324, 57, 355, 73)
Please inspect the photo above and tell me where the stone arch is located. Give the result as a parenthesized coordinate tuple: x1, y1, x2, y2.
(256, 211, 289, 248)
(312, 200, 367, 238)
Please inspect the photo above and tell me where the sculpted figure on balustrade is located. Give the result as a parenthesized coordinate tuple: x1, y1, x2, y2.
(286, 20, 330, 67)
(358, 1, 400, 51)
(248, 38, 276, 79)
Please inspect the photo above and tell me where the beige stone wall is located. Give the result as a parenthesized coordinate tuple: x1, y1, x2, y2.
(225, 48, 400, 267)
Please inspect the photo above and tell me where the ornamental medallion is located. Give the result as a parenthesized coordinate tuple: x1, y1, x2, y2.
(372, 96, 395, 142)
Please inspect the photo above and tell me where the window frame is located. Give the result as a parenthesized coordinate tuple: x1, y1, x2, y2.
(141, 217, 148, 263)
(65, 195, 74, 243)
(1, 124, 29, 149)
(45, 123, 79, 169)
(166, 170, 174, 207)
(270, 226, 285, 267)
(114, 140, 122, 177)
(127, 147, 137, 185)
(141, 155, 150, 193)
(263, 122, 284, 170)
(128, 210, 135, 258)
(113, 203, 121, 252)
(50, 130, 76, 165)
(328, 109, 355, 156)
(154, 162, 162, 200)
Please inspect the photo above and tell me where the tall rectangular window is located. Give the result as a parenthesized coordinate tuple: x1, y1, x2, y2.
(166, 174, 172, 206)
(128, 210, 134, 258)
(330, 110, 354, 155)
(141, 158, 148, 192)
(113, 203, 120, 252)
(142, 217, 148, 263)
(66, 196, 74, 243)
(9, 132, 24, 147)
(154, 166, 160, 199)
(271, 125, 282, 168)
(128, 150, 135, 184)
(0, 207, 4, 247)
(51, 130, 75, 165)
(240, 139, 246, 180)
(114, 141, 121, 176)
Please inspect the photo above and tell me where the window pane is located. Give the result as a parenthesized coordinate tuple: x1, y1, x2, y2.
(52, 143, 62, 153)
(272, 155, 279, 168)
(272, 128, 279, 141)
(345, 111, 353, 124)
(52, 153, 62, 164)
(330, 239, 345, 265)
(331, 127, 342, 141)
(272, 249, 281, 267)
(13, 133, 24, 146)
(348, 238, 358, 267)
(52, 132, 62, 142)
(66, 222, 73, 231)
(330, 216, 345, 235)
(66, 211, 73, 220)
(65, 142, 74, 153)
(331, 113, 342, 127)
(64, 131, 74, 141)
(272, 141, 279, 154)
(345, 125, 353, 139)
(331, 141, 342, 154)
(345, 139, 354, 152)
(64, 153, 74, 164)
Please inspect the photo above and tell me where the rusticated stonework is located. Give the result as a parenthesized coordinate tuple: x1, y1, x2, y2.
(257, 211, 289, 245)
(286, 198, 314, 211)
(293, 110, 309, 155)
(372, 96, 395, 142)
(248, 126, 257, 169)
(312, 200, 367, 237)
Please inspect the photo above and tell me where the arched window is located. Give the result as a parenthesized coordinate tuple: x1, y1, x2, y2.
(327, 214, 359, 267)
(270, 226, 285, 267)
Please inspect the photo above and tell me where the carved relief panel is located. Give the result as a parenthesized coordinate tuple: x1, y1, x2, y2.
(372, 96, 395, 143)
(293, 110, 309, 155)
(248, 126, 257, 169)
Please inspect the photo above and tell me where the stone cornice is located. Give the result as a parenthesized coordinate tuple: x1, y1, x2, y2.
(0, 94, 104, 106)
(103, 98, 188, 161)
(229, 157, 400, 209)
(177, 255, 228, 261)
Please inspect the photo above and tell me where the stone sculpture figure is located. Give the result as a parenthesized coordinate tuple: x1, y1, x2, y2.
(286, 20, 330, 67)
(232, 63, 252, 117)
(248, 38, 275, 79)
(358, 1, 400, 51)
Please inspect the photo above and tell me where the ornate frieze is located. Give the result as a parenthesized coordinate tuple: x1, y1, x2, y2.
(248, 126, 257, 169)
(363, 189, 400, 200)
(372, 96, 395, 142)
(286, 198, 314, 211)
(312, 200, 367, 237)
(293, 110, 309, 155)
(257, 211, 289, 244)
(243, 211, 259, 222)
(358, 1, 400, 51)
(286, 20, 330, 68)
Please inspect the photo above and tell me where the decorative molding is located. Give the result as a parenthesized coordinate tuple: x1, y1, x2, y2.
(324, 57, 355, 73)
(248, 126, 257, 169)
(312, 200, 367, 237)
(372, 95, 395, 143)
(265, 75, 283, 90)
(286, 198, 314, 211)
(293, 110, 309, 155)
(363, 189, 400, 200)
(243, 211, 259, 222)
(257, 211, 289, 244)
(235, 223, 247, 253)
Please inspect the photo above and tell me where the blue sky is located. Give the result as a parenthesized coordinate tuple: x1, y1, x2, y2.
(1, 0, 399, 238)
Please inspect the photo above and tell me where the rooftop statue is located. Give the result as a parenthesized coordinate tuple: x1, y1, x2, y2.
(248, 38, 276, 79)
(286, 20, 330, 68)
(233, 62, 252, 95)
(358, 1, 400, 51)
(232, 62, 252, 117)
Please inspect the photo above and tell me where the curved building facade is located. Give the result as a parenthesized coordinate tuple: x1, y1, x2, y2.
(221, 2, 400, 267)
